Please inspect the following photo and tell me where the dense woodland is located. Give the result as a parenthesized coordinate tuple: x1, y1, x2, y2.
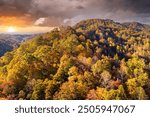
(0, 19, 150, 100)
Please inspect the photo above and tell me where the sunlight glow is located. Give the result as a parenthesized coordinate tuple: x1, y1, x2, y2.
(6, 27, 16, 33)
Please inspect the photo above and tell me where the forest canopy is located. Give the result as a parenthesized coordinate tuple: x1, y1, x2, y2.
(0, 19, 150, 100)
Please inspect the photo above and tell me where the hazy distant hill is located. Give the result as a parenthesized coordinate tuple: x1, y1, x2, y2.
(0, 34, 36, 56)
(0, 19, 149, 100)
(123, 22, 150, 30)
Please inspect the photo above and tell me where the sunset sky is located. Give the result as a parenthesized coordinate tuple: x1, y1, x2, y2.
(0, 0, 149, 33)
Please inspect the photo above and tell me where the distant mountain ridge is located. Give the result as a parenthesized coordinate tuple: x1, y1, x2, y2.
(0, 34, 37, 56)
(123, 22, 150, 30)
(74, 19, 150, 31)
(74, 19, 124, 30)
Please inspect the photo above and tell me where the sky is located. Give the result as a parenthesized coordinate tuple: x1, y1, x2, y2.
(0, 0, 149, 33)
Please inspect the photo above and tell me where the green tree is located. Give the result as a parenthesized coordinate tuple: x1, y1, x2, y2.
(54, 82, 88, 100)
(45, 80, 59, 100)
(31, 80, 46, 100)
(91, 58, 111, 75)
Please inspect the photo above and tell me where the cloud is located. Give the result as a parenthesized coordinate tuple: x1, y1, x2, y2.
(0, 0, 149, 26)
(34, 16, 64, 27)
(34, 18, 46, 25)
(0, 0, 32, 16)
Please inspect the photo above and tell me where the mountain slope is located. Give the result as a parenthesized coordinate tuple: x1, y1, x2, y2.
(0, 19, 149, 100)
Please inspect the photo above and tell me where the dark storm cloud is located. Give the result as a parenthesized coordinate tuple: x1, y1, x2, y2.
(0, 0, 149, 26)
(128, 0, 150, 13)
(0, 0, 33, 16)
(76, 5, 85, 9)
(86, 0, 150, 13)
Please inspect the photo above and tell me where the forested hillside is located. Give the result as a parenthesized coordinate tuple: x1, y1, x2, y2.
(0, 34, 35, 56)
(0, 19, 149, 100)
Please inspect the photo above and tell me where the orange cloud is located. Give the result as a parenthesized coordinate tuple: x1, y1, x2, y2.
(0, 16, 35, 26)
